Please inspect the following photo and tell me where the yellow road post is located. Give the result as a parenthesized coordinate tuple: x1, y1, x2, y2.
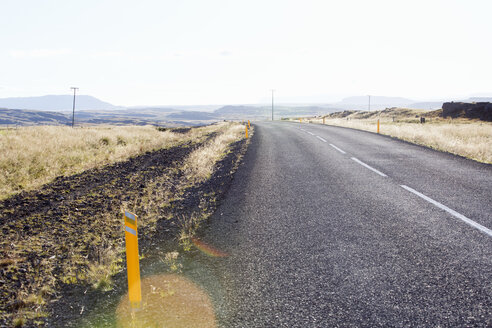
(245, 125, 248, 138)
(377, 119, 380, 134)
(248, 120, 251, 129)
(124, 211, 142, 309)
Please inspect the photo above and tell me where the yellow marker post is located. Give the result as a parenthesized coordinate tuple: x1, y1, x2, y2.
(248, 120, 251, 129)
(377, 119, 380, 134)
(300, 118, 302, 123)
(245, 125, 248, 138)
(124, 211, 142, 309)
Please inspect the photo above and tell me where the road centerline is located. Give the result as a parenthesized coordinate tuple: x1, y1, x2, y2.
(316, 136, 327, 142)
(400, 185, 492, 238)
(351, 157, 387, 177)
(307, 131, 315, 136)
(329, 143, 346, 154)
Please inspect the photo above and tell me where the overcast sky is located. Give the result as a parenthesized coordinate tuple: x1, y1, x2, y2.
(1, 0, 491, 106)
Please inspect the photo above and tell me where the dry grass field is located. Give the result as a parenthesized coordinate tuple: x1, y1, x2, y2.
(0, 122, 251, 327)
(0, 125, 226, 200)
(184, 123, 246, 183)
(299, 108, 492, 164)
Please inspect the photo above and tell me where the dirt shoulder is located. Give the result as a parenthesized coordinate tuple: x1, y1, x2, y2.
(0, 123, 252, 327)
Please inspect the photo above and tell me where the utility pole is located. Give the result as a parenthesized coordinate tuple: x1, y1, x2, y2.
(368, 95, 371, 112)
(71, 87, 79, 128)
(271, 89, 275, 121)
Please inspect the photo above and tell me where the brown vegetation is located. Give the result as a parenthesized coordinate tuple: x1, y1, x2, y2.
(0, 125, 223, 200)
(0, 122, 251, 327)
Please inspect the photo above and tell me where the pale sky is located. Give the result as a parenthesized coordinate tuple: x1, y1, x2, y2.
(1, 0, 491, 106)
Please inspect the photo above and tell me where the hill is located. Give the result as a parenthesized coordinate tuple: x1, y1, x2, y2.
(442, 102, 492, 121)
(0, 95, 123, 111)
(0, 108, 70, 125)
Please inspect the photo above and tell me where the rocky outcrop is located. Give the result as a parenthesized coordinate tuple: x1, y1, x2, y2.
(442, 102, 492, 121)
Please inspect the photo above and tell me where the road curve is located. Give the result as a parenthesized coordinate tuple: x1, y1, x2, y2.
(201, 121, 492, 327)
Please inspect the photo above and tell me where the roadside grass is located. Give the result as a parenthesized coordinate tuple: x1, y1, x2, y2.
(0, 122, 250, 327)
(0, 124, 223, 200)
(85, 246, 122, 291)
(297, 109, 492, 164)
(184, 123, 246, 183)
(140, 123, 250, 250)
(177, 123, 250, 249)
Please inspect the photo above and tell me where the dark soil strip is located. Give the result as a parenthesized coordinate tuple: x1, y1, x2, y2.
(171, 127, 192, 134)
(0, 137, 209, 224)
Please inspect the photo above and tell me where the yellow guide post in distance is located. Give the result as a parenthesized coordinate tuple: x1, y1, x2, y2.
(377, 119, 380, 134)
(245, 125, 248, 139)
(248, 120, 251, 129)
(323, 117, 325, 125)
(124, 211, 142, 309)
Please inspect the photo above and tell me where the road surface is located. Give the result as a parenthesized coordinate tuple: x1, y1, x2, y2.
(201, 122, 492, 327)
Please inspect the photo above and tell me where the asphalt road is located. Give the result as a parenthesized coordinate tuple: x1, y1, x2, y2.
(201, 121, 492, 327)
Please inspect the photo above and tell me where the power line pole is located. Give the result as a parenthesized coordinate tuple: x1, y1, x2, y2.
(368, 95, 371, 112)
(71, 87, 79, 128)
(271, 89, 275, 121)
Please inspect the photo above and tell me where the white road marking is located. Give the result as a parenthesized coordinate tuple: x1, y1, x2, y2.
(400, 185, 492, 238)
(351, 157, 387, 177)
(316, 136, 327, 142)
(329, 143, 346, 154)
(307, 131, 315, 136)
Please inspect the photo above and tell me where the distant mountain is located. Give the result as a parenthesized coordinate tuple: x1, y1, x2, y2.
(9, 94, 489, 126)
(0, 95, 123, 111)
(126, 106, 177, 113)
